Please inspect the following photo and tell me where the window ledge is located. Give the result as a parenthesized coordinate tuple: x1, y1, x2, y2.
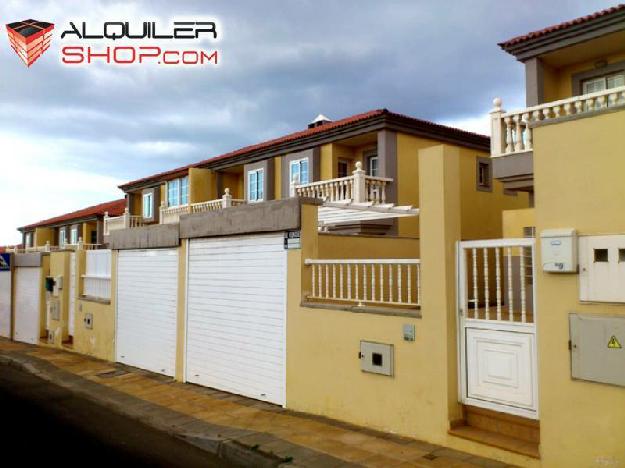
(79, 295, 111, 305)
(300, 300, 421, 318)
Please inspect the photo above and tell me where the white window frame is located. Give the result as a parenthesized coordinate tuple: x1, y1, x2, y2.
(142, 192, 153, 218)
(367, 155, 379, 177)
(166, 176, 189, 207)
(58, 228, 66, 247)
(70, 226, 79, 245)
(582, 72, 625, 94)
(247, 168, 264, 202)
(289, 158, 309, 186)
(25, 232, 32, 248)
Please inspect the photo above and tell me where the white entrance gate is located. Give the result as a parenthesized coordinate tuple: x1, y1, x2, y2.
(458, 238, 538, 419)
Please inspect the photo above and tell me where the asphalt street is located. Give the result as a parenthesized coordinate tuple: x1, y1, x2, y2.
(0, 364, 231, 467)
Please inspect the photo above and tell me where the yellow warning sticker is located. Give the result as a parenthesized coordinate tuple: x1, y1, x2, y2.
(607, 335, 622, 349)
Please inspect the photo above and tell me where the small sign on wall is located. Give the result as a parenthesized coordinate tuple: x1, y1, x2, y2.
(0, 254, 11, 271)
(284, 230, 301, 250)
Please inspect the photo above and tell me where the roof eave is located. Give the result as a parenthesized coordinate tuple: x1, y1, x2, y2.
(499, 10, 625, 62)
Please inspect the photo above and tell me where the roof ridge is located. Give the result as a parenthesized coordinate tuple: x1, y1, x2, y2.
(21, 198, 126, 230)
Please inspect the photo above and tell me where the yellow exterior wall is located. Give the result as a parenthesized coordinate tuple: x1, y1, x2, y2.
(221, 172, 243, 199)
(73, 249, 117, 361)
(46, 251, 71, 346)
(543, 51, 625, 102)
(34, 227, 54, 247)
(130, 191, 142, 217)
(37, 255, 51, 341)
(319, 143, 334, 180)
(502, 208, 536, 239)
(175, 240, 187, 382)
(532, 109, 625, 466)
(189, 168, 216, 203)
(287, 156, 536, 467)
(318, 233, 419, 258)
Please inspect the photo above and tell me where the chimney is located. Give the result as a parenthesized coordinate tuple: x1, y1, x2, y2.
(308, 114, 332, 129)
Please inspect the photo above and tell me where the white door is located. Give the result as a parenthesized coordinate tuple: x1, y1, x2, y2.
(69, 252, 76, 336)
(116, 249, 178, 376)
(14, 267, 42, 344)
(458, 239, 538, 419)
(186, 233, 287, 405)
(0, 270, 11, 338)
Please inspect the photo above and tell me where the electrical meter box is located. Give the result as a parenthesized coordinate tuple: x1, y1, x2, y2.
(359, 341, 394, 376)
(540, 228, 577, 272)
(570, 313, 625, 387)
(579, 235, 625, 303)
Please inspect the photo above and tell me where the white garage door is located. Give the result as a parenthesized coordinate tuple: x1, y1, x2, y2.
(186, 233, 287, 405)
(14, 267, 41, 344)
(116, 249, 178, 376)
(0, 270, 12, 338)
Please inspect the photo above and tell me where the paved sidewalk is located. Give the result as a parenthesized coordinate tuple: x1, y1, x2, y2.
(0, 339, 510, 467)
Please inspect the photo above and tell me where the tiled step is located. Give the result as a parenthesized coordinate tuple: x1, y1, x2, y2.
(449, 406, 540, 459)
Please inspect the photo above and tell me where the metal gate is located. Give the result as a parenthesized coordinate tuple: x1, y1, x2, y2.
(457, 238, 538, 419)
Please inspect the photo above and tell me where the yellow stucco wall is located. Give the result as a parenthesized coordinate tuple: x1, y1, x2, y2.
(175, 240, 187, 382)
(34, 227, 54, 247)
(37, 255, 51, 341)
(189, 168, 216, 203)
(531, 109, 625, 466)
(46, 251, 71, 346)
(221, 172, 243, 199)
(543, 51, 625, 102)
(287, 155, 536, 467)
(318, 233, 419, 258)
(502, 208, 536, 239)
(73, 249, 117, 361)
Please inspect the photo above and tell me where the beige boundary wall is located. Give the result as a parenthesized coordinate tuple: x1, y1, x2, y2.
(286, 146, 537, 467)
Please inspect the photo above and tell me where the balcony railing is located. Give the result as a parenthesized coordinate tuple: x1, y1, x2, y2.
(304, 258, 421, 308)
(293, 162, 393, 204)
(160, 188, 245, 224)
(7, 239, 102, 254)
(491, 85, 625, 157)
(103, 208, 145, 235)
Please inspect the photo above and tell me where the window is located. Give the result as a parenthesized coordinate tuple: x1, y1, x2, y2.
(142, 192, 153, 218)
(166, 176, 189, 207)
(582, 72, 625, 94)
(83, 249, 112, 300)
(70, 226, 79, 245)
(476, 157, 492, 192)
(338, 159, 349, 178)
(58, 228, 66, 247)
(367, 154, 379, 177)
(248, 169, 264, 202)
(25, 232, 32, 247)
(90, 230, 97, 245)
(289, 158, 309, 186)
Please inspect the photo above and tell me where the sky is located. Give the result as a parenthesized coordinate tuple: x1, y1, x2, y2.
(0, 0, 617, 244)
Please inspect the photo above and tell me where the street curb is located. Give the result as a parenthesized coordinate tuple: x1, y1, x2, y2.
(0, 351, 287, 467)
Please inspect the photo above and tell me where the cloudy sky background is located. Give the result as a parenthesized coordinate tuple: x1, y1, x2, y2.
(0, 0, 616, 244)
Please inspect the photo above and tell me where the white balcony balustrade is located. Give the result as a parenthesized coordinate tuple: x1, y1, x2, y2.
(293, 162, 392, 204)
(103, 208, 145, 235)
(305, 258, 421, 308)
(159, 188, 245, 224)
(491, 85, 625, 157)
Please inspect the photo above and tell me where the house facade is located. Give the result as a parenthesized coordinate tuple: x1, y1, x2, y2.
(2, 5, 625, 467)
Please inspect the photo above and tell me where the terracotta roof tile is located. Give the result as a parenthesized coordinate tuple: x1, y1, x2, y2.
(119, 109, 489, 190)
(499, 4, 625, 48)
(21, 198, 126, 230)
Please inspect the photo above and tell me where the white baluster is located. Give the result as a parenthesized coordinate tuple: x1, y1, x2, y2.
(371, 263, 376, 302)
(311, 264, 316, 298)
(355, 264, 359, 301)
(496, 248, 501, 321)
(563, 102, 573, 116)
(472, 248, 478, 318)
(417, 263, 421, 306)
(327, 264, 331, 299)
(484, 248, 489, 320)
(407, 265, 412, 305)
(397, 264, 402, 304)
(504, 117, 513, 154)
(513, 114, 523, 152)
(574, 100, 584, 114)
(507, 247, 514, 322)
(339, 264, 344, 299)
(347, 264, 352, 300)
(363, 264, 367, 302)
(380, 264, 384, 302)
(389, 265, 393, 303)
(520, 247, 527, 323)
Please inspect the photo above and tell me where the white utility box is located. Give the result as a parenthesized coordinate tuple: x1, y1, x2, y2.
(579, 235, 625, 303)
(540, 228, 577, 273)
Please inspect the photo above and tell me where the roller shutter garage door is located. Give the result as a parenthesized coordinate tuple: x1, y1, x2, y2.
(14, 267, 42, 344)
(186, 233, 287, 405)
(116, 249, 178, 376)
(0, 269, 11, 338)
